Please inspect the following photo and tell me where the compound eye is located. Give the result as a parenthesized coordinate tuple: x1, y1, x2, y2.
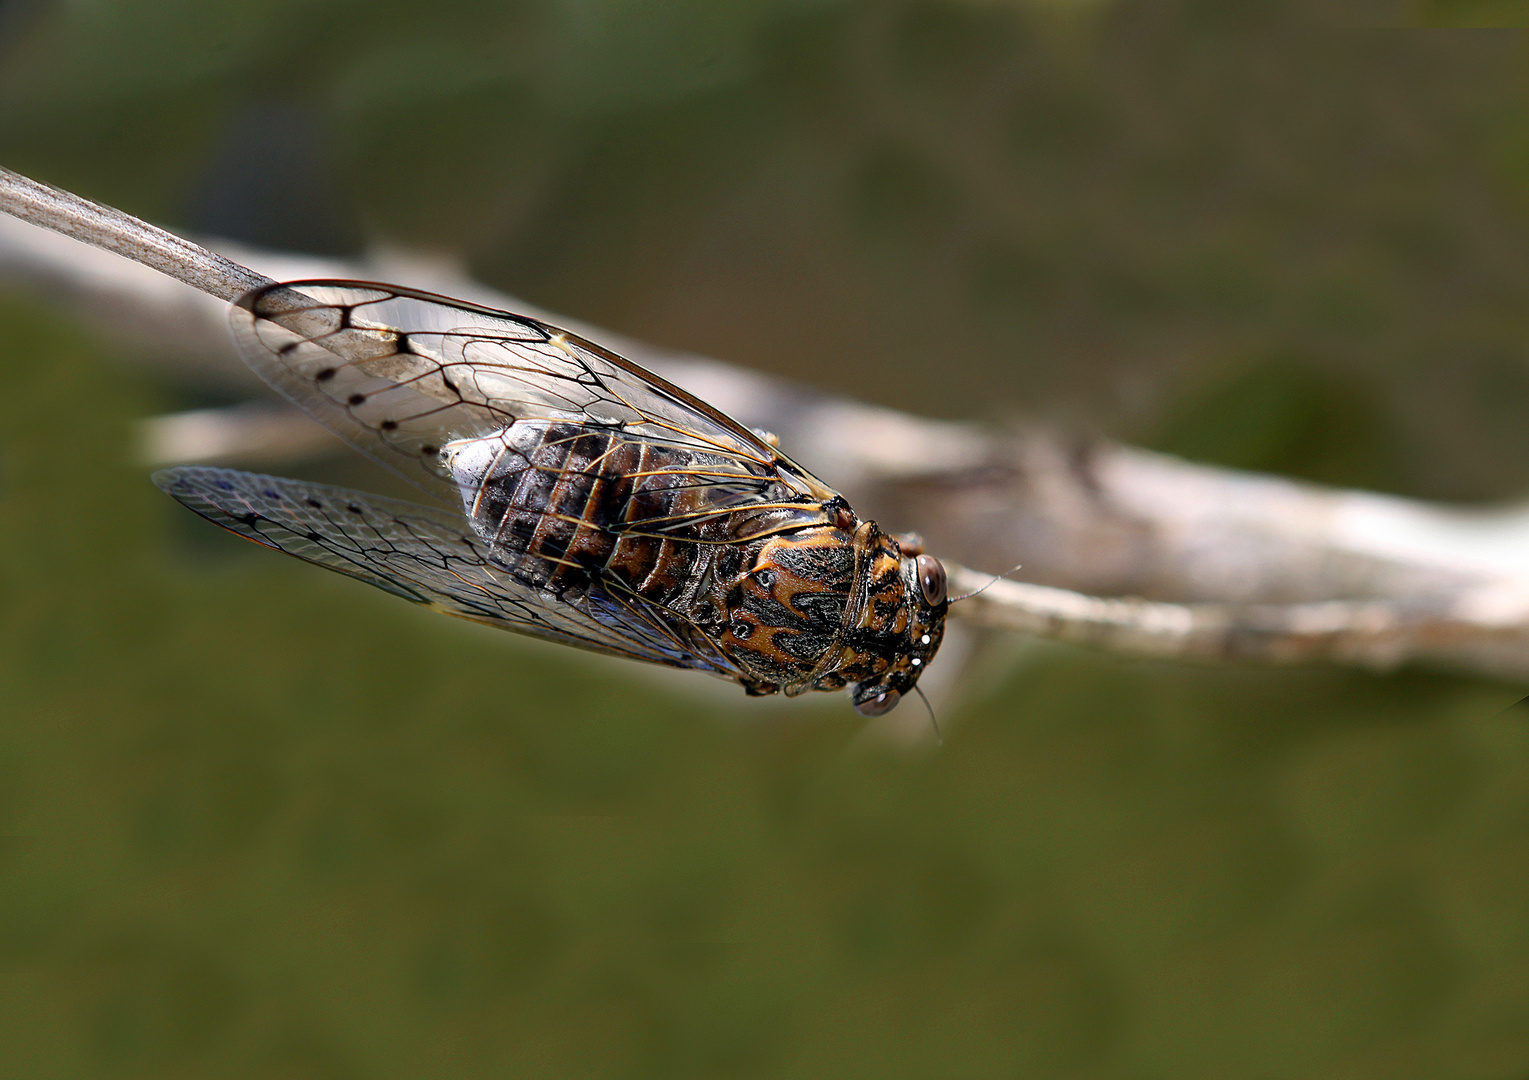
(853, 688, 902, 717)
(915, 554, 947, 607)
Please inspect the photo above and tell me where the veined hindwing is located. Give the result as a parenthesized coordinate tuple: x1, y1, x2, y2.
(153, 466, 747, 675)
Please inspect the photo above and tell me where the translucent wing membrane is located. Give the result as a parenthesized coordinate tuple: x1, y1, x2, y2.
(231, 281, 839, 537)
(154, 466, 745, 677)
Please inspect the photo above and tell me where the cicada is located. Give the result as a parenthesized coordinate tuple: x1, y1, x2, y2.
(155, 281, 948, 715)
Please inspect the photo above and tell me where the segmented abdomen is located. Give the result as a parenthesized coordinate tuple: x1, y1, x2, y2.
(443, 418, 743, 602)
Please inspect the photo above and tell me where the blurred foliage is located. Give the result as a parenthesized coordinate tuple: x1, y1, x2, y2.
(5, 2, 1529, 1078)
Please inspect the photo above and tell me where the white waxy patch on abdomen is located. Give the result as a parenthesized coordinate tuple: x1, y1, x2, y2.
(442, 432, 509, 508)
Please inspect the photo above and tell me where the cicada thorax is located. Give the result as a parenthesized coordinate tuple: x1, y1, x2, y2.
(712, 525, 859, 695)
(713, 521, 945, 700)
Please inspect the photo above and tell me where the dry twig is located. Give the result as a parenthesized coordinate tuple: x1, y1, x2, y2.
(5, 165, 1529, 684)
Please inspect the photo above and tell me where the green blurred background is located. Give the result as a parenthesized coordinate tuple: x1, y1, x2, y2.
(5, 2, 1529, 1077)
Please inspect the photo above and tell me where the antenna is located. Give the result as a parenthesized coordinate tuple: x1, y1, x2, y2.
(947, 562, 1023, 604)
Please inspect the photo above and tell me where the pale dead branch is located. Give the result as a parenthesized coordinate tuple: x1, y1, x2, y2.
(4, 164, 1529, 684)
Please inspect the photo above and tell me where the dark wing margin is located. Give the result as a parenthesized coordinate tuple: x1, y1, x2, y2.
(228, 280, 841, 536)
(153, 466, 744, 678)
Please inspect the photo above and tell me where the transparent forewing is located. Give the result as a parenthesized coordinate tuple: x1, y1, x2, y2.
(154, 466, 746, 677)
(230, 281, 841, 537)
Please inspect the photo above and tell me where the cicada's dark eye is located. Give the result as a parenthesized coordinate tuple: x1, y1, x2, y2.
(915, 554, 947, 607)
(854, 688, 902, 717)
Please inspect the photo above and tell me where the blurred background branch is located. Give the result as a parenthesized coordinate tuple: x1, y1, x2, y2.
(8, 167, 1529, 683)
